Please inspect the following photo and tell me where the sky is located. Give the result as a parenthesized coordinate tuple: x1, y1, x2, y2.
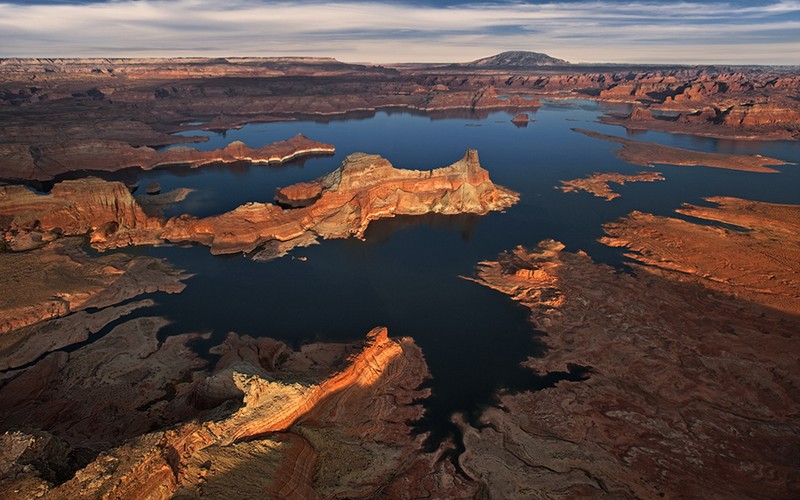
(0, 0, 798, 65)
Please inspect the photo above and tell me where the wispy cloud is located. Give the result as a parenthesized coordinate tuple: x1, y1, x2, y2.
(0, 0, 798, 64)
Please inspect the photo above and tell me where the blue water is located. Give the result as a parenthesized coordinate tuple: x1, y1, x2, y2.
(110, 102, 800, 444)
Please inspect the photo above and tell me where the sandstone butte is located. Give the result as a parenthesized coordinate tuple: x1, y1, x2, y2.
(0, 150, 519, 258)
(460, 198, 800, 498)
(0, 134, 335, 182)
(558, 171, 665, 201)
(574, 128, 792, 172)
(0, 326, 472, 498)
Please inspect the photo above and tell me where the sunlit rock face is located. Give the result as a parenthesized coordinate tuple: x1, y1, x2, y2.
(17, 327, 473, 499)
(163, 149, 519, 258)
(1, 150, 517, 259)
(0, 179, 164, 251)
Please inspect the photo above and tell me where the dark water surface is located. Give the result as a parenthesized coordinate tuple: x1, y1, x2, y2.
(110, 101, 800, 444)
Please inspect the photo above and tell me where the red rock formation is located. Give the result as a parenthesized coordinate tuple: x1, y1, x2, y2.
(511, 113, 531, 126)
(39, 327, 454, 499)
(1, 150, 517, 258)
(0, 237, 188, 334)
(722, 102, 800, 127)
(627, 106, 654, 121)
(164, 150, 519, 257)
(601, 197, 800, 315)
(0, 178, 163, 249)
(558, 171, 665, 201)
(273, 181, 323, 207)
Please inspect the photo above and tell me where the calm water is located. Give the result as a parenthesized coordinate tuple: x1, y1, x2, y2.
(100, 101, 800, 444)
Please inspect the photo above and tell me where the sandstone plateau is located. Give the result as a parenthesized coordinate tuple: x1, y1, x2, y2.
(462, 198, 800, 498)
(602, 197, 800, 315)
(1, 150, 518, 258)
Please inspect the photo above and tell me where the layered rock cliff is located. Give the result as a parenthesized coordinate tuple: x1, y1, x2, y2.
(164, 149, 519, 257)
(0, 178, 163, 250)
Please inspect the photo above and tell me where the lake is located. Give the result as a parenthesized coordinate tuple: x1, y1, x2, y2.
(100, 100, 800, 445)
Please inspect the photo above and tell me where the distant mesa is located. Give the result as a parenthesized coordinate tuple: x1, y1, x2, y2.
(463, 51, 569, 68)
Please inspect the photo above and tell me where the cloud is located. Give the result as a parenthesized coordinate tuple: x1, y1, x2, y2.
(0, 0, 798, 64)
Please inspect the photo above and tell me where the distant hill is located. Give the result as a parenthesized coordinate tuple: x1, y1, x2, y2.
(463, 51, 569, 68)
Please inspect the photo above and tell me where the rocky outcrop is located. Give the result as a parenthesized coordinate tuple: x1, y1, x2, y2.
(1, 150, 517, 258)
(0, 317, 208, 450)
(601, 197, 800, 315)
(0, 134, 335, 181)
(0, 237, 189, 334)
(558, 171, 664, 200)
(722, 102, 800, 128)
(163, 149, 519, 257)
(0, 179, 163, 250)
(465, 233, 800, 497)
(0, 429, 88, 498)
(627, 106, 655, 121)
(0, 300, 154, 372)
(511, 113, 531, 126)
(28, 327, 467, 499)
(576, 128, 791, 172)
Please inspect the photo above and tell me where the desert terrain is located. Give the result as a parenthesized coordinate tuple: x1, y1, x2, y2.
(1, 52, 798, 498)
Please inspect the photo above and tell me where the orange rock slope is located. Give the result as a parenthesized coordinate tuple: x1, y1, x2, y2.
(1, 150, 518, 258)
(16, 327, 467, 499)
(462, 198, 800, 498)
(602, 196, 800, 315)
